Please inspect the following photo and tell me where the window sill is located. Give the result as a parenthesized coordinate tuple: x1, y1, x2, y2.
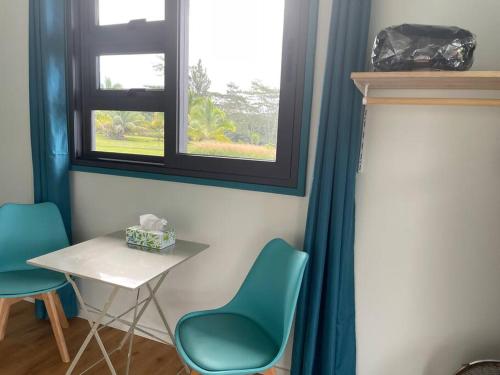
(71, 163, 307, 197)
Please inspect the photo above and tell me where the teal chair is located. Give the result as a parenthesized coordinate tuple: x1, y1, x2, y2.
(175, 239, 308, 375)
(0, 202, 70, 362)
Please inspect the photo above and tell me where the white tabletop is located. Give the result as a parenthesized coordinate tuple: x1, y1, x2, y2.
(28, 231, 209, 290)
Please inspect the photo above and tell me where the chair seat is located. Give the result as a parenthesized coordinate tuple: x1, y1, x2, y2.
(177, 312, 279, 372)
(0, 269, 67, 298)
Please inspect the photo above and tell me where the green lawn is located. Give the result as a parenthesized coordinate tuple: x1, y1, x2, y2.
(95, 134, 276, 161)
(95, 135, 164, 156)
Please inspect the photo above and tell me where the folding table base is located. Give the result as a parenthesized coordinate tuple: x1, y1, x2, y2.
(64, 273, 189, 375)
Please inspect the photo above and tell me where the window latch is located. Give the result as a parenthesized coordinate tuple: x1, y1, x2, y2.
(127, 88, 146, 96)
(128, 19, 147, 28)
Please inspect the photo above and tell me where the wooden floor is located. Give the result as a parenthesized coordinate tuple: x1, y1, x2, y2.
(0, 301, 185, 375)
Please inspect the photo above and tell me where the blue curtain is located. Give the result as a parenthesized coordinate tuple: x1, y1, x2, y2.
(29, 0, 78, 319)
(291, 0, 371, 374)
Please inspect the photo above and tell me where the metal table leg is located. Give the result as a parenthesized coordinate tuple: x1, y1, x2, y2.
(65, 272, 189, 375)
(65, 274, 120, 375)
(118, 273, 168, 350)
(125, 289, 140, 375)
(146, 282, 190, 374)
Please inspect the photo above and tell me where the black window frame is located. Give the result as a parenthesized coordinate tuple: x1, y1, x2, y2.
(68, 0, 310, 189)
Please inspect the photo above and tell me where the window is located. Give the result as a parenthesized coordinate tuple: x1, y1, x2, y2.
(181, 0, 284, 162)
(69, 0, 310, 190)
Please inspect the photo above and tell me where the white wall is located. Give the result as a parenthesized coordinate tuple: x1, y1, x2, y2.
(0, 0, 33, 204)
(355, 1, 500, 374)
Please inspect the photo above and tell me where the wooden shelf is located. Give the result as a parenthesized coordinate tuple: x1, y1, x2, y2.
(351, 71, 500, 91)
(351, 71, 500, 106)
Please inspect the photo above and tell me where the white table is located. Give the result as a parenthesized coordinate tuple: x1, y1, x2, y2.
(28, 230, 209, 375)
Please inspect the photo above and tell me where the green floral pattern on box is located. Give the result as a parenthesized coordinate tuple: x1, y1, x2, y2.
(126, 226, 175, 250)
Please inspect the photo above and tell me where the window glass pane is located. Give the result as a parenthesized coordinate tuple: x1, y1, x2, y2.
(92, 111, 164, 156)
(99, 54, 164, 90)
(180, 0, 284, 162)
(98, 0, 165, 25)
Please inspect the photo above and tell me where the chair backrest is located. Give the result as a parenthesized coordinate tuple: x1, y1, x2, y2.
(224, 239, 308, 351)
(0, 202, 69, 272)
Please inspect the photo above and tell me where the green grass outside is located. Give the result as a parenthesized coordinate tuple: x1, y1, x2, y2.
(95, 134, 164, 156)
(95, 134, 276, 161)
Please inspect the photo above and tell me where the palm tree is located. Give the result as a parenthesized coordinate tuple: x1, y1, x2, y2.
(146, 112, 164, 141)
(95, 111, 147, 139)
(188, 97, 236, 142)
(102, 77, 123, 90)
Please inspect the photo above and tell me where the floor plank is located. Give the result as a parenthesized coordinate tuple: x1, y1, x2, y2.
(0, 301, 184, 375)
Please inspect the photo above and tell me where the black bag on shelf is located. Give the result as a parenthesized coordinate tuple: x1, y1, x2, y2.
(372, 24, 476, 71)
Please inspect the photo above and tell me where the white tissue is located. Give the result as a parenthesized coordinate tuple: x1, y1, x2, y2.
(140, 214, 168, 232)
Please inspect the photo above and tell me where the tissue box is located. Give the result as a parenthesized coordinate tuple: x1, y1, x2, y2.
(126, 226, 175, 250)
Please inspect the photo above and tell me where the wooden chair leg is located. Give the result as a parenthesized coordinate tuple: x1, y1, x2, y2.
(0, 298, 10, 341)
(0, 298, 22, 341)
(52, 292, 69, 329)
(263, 368, 277, 375)
(42, 292, 70, 363)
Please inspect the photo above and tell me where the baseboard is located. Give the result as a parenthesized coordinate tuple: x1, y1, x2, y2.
(22, 297, 170, 344)
(81, 308, 174, 345)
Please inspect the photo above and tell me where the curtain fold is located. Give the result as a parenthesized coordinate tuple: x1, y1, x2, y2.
(29, 0, 78, 319)
(291, 0, 371, 374)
